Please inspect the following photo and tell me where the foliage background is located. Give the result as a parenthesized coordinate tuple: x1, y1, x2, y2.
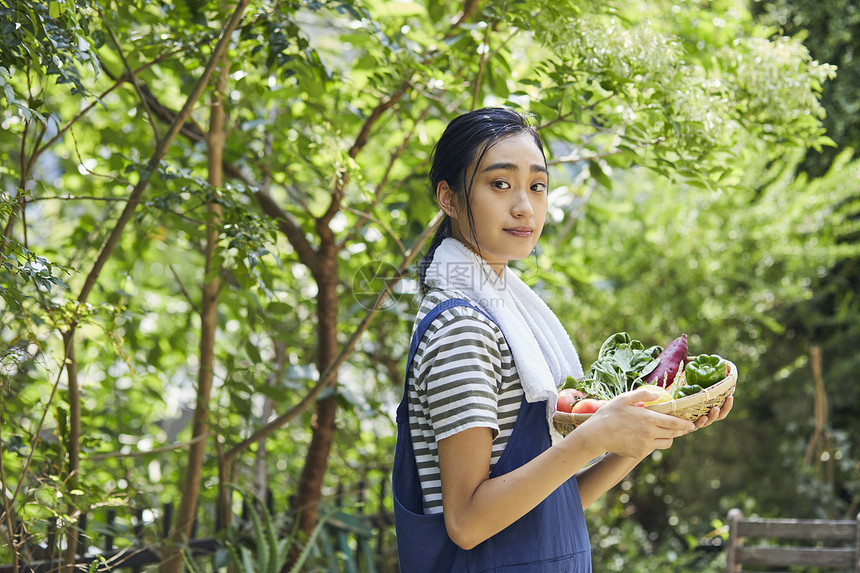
(1, 0, 858, 571)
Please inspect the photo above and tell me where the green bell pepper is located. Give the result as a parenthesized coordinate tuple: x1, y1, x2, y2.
(677, 384, 704, 398)
(684, 354, 727, 388)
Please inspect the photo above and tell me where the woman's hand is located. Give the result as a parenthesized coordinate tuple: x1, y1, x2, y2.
(690, 395, 734, 430)
(574, 387, 695, 459)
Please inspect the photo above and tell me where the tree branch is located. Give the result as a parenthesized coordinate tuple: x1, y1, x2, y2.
(348, 80, 411, 159)
(8, 331, 72, 512)
(341, 206, 406, 256)
(168, 264, 196, 307)
(547, 148, 626, 166)
(537, 92, 618, 132)
(319, 78, 412, 233)
(804, 345, 828, 466)
(226, 165, 320, 274)
(0, 386, 22, 571)
(448, 0, 481, 37)
(317, 181, 344, 229)
(337, 108, 431, 251)
(224, 210, 444, 463)
(98, 77, 320, 274)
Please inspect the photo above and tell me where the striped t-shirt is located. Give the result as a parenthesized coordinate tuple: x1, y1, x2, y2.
(407, 289, 524, 514)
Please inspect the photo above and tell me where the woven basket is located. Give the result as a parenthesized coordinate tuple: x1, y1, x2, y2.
(552, 360, 738, 437)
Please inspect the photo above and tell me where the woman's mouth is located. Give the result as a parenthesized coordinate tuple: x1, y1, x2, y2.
(504, 227, 533, 238)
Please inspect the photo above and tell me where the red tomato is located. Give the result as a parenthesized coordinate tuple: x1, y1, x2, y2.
(556, 388, 586, 413)
(571, 398, 606, 415)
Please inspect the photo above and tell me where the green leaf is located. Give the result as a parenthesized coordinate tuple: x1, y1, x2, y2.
(245, 341, 262, 363)
(267, 301, 292, 316)
(588, 160, 613, 189)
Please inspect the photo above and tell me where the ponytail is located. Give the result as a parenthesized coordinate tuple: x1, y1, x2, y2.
(418, 215, 452, 296)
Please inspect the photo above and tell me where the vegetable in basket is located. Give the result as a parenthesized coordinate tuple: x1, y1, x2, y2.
(640, 334, 688, 387)
(563, 332, 663, 400)
(556, 388, 586, 413)
(675, 384, 704, 398)
(685, 354, 727, 389)
(563, 333, 728, 407)
(638, 384, 673, 405)
(571, 399, 606, 414)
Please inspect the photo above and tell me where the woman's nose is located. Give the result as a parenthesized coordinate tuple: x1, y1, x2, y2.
(511, 188, 534, 217)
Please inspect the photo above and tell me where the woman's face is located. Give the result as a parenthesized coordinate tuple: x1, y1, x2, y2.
(439, 132, 549, 276)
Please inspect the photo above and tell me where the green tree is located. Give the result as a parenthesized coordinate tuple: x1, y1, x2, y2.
(752, 0, 860, 176)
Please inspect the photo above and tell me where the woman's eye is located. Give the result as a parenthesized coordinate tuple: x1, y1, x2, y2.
(532, 182, 547, 192)
(492, 180, 511, 190)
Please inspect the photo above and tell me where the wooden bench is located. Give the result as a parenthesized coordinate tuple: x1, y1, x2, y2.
(726, 508, 860, 571)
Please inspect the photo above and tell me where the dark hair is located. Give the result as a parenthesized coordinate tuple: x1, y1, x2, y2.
(418, 107, 546, 294)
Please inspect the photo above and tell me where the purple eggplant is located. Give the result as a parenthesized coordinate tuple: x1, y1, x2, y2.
(641, 334, 688, 387)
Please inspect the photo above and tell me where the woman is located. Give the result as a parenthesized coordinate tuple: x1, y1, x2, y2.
(392, 107, 732, 572)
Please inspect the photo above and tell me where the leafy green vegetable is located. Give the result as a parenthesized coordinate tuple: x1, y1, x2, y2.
(564, 332, 662, 400)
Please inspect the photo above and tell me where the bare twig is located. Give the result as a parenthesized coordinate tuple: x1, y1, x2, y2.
(102, 18, 162, 142)
(168, 264, 195, 307)
(83, 433, 209, 462)
(471, 24, 492, 110)
(342, 206, 406, 256)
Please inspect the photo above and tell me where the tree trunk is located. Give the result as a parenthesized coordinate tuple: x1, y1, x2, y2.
(286, 235, 340, 568)
(804, 345, 828, 466)
(161, 54, 228, 573)
(59, 330, 81, 573)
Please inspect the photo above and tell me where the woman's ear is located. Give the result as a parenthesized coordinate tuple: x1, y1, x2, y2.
(436, 181, 458, 219)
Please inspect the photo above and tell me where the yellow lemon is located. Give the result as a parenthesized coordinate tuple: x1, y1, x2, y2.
(639, 384, 672, 406)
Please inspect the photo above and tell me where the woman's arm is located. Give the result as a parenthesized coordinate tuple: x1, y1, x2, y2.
(438, 425, 603, 550)
(437, 387, 695, 550)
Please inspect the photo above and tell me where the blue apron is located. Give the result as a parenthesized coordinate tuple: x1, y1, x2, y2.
(393, 298, 592, 572)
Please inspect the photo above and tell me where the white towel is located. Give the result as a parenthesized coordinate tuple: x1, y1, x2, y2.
(425, 238, 584, 440)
